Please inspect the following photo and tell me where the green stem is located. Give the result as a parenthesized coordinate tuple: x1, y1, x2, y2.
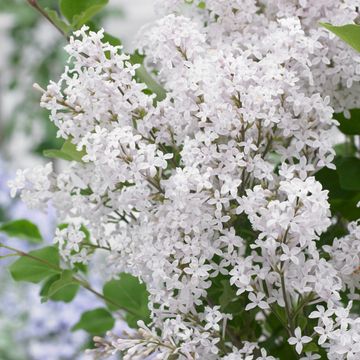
(82, 243, 112, 251)
(263, 280, 291, 334)
(291, 292, 314, 321)
(280, 272, 294, 335)
(268, 303, 291, 334)
(27, 0, 68, 39)
(0, 253, 19, 259)
(1, 243, 61, 271)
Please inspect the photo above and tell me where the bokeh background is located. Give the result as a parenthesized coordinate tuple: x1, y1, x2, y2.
(0, 1, 156, 359)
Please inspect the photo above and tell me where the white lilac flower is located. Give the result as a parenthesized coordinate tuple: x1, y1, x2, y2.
(288, 327, 312, 354)
(257, 348, 276, 360)
(314, 322, 334, 345)
(245, 292, 270, 311)
(280, 244, 301, 265)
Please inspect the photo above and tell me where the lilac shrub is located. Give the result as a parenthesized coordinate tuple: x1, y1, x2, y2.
(7, 1, 360, 359)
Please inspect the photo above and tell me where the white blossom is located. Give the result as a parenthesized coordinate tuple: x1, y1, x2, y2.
(288, 327, 312, 354)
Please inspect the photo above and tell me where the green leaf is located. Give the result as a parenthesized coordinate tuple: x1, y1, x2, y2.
(61, 139, 87, 162)
(43, 139, 86, 162)
(219, 280, 237, 309)
(330, 193, 360, 221)
(337, 157, 360, 191)
(303, 342, 319, 353)
(315, 165, 352, 200)
(41, 270, 79, 303)
(319, 222, 348, 249)
(40, 274, 79, 303)
(321, 22, 360, 53)
(0, 219, 43, 243)
(43, 149, 73, 161)
(43, 8, 72, 35)
(103, 273, 150, 328)
(316, 160, 360, 221)
(298, 314, 308, 331)
(130, 52, 166, 103)
(334, 109, 360, 135)
(334, 142, 357, 157)
(9, 246, 60, 283)
(72, 308, 115, 334)
(60, 0, 108, 29)
(136, 66, 167, 102)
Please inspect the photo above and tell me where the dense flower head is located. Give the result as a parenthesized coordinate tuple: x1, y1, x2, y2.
(9, 0, 360, 359)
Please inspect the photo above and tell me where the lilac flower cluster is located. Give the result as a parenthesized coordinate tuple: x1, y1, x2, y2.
(9, 0, 360, 359)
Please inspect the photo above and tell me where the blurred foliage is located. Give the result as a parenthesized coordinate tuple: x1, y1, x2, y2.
(0, 0, 65, 157)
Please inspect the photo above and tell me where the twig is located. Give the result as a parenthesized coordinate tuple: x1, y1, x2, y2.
(27, 0, 68, 39)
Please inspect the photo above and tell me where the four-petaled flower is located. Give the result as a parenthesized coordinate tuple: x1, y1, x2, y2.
(245, 292, 270, 311)
(288, 327, 312, 354)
